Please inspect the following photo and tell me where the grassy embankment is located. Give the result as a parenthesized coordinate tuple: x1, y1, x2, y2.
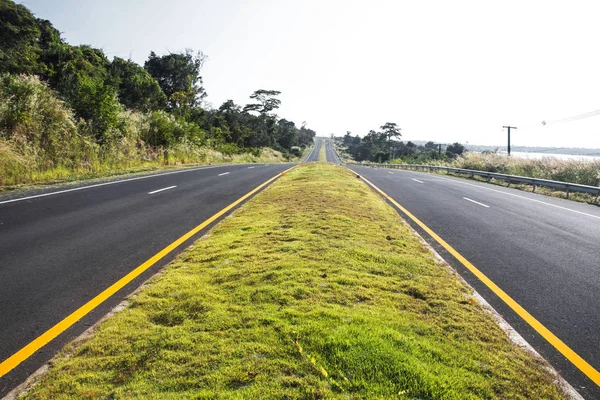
(0, 144, 291, 192)
(22, 164, 567, 399)
(0, 75, 298, 191)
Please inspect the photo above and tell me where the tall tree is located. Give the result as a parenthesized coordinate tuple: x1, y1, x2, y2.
(243, 89, 281, 115)
(380, 122, 401, 158)
(110, 57, 166, 111)
(0, 0, 41, 75)
(144, 50, 207, 113)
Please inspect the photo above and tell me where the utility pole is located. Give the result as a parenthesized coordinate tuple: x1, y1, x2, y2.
(438, 143, 442, 158)
(503, 126, 517, 155)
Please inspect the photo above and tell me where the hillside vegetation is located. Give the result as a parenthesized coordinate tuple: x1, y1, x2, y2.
(22, 165, 566, 399)
(0, 0, 315, 187)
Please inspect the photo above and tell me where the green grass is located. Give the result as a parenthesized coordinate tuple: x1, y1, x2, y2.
(22, 164, 566, 399)
(318, 142, 327, 162)
(0, 147, 291, 193)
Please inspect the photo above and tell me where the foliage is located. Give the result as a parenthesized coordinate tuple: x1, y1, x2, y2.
(144, 50, 207, 114)
(446, 142, 465, 158)
(0, 0, 317, 187)
(243, 89, 281, 115)
(110, 57, 167, 111)
(340, 127, 467, 163)
(454, 152, 600, 186)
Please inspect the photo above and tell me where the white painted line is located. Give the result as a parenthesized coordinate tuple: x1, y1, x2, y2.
(148, 185, 177, 195)
(433, 175, 600, 220)
(248, 166, 255, 169)
(388, 171, 394, 174)
(412, 178, 424, 184)
(463, 197, 490, 208)
(218, 172, 230, 176)
(0, 165, 224, 205)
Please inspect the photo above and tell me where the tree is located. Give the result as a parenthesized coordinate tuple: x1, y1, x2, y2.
(110, 57, 166, 111)
(144, 50, 207, 113)
(446, 142, 466, 157)
(380, 122, 401, 158)
(298, 124, 316, 147)
(424, 141, 437, 150)
(0, 0, 41, 75)
(243, 89, 281, 115)
(276, 119, 298, 150)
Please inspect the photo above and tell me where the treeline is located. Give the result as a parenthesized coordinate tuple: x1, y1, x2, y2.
(0, 0, 315, 185)
(339, 125, 465, 163)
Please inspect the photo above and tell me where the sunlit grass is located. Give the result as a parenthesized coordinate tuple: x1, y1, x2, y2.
(22, 164, 566, 399)
(318, 141, 327, 162)
(454, 152, 600, 186)
(0, 144, 290, 192)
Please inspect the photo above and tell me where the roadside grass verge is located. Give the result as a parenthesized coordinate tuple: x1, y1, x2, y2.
(386, 152, 600, 205)
(22, 164, 567, 399)
(0, 147, 291, 193)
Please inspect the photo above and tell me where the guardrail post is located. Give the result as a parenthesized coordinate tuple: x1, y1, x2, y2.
(595, 190, 599, 203)
(566, 187, 570, 199)
(532, 184, 536, 193)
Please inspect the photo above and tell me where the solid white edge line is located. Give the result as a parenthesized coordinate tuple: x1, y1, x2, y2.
(218, 172, 230, 176)
(0, 165, 224, 205)
(247, 166, 255, 169)
(463, 197, 490, 208)
(412, 178, 424, 184)
(148, 185, 177, 195)
(431, 175, 600, 220)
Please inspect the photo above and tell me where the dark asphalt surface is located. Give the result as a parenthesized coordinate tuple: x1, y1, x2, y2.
(324, 139, 342, 164)
(304, 138, 322, 162)
(348, 165, 600, 399)
(0, 163, 292, 396)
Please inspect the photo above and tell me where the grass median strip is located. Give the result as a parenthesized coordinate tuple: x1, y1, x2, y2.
(318, 141, 327, 162)
(22, 164, 566, 399)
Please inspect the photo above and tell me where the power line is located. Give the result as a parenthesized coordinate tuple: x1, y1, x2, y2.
(542, 108, 600, 126)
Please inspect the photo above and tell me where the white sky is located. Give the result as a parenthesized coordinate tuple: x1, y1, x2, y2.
(19, 0, 600, 148)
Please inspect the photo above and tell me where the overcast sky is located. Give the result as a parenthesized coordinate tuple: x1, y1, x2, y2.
(19, 0, 600, 148)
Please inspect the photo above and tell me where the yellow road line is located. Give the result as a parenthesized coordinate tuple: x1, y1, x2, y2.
(358, 173, 600, 387)
(0, 166, 295, 378)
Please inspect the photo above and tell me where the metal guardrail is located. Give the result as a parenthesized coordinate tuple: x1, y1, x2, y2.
(351, 162, 600, 201)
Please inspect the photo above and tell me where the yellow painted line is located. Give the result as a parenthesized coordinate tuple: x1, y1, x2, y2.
(0, 166, 296, 378)
(357, 173, 600, 387)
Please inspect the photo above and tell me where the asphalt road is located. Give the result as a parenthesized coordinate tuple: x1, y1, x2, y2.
(348, 165, 600, 399)
(324, 139, 342, 164)
(0, 163, 292, 396)
(304, 138, 322, 162)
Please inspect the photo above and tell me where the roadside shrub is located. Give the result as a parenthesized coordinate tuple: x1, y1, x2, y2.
(290, 146, 302, 157)
(142, 110, 205, 148)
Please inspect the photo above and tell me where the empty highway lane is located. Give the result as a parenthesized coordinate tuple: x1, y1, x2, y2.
(324, 139, 342, 164)
(304, 138, 322, 162)
(0, 163, 292, 396)
(349, 165, 600, 399)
